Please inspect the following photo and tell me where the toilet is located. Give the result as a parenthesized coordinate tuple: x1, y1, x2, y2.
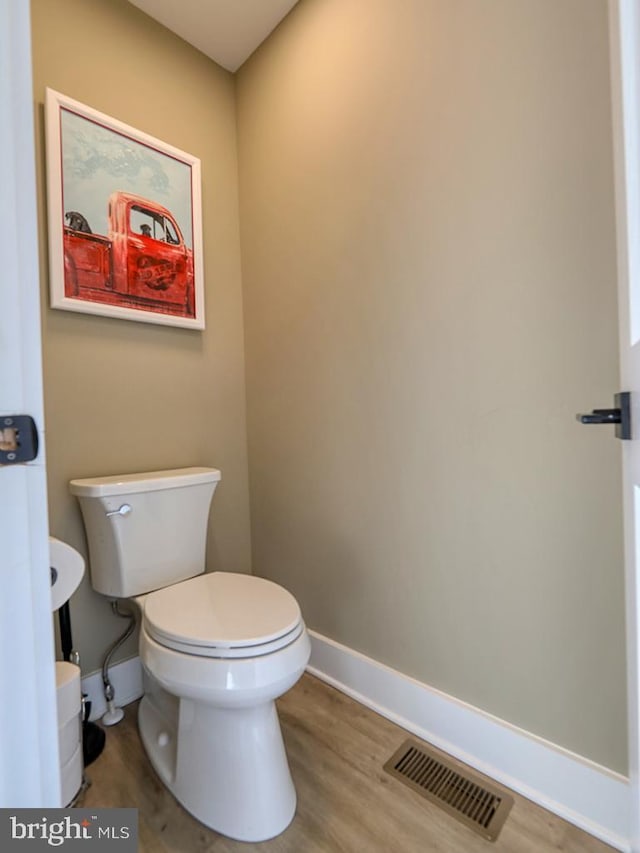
(69, 467, 311, 842)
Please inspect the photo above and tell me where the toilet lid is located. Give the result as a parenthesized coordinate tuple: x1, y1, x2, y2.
(142, 571, 303, 658)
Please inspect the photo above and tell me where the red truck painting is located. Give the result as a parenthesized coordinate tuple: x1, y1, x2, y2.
(63, 191, 195, 318)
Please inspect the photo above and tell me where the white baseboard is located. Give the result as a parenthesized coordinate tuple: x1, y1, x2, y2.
(307, 630, 631, 853)
(81, 656, 143, 723)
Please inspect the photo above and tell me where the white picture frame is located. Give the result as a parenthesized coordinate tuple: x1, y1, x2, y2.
(45, 88, 205, 330)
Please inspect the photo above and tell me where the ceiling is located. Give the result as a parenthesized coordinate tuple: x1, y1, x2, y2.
(128, 0, 300, 72)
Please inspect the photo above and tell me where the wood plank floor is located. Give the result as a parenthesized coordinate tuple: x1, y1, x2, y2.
(80, 673, 616, 852)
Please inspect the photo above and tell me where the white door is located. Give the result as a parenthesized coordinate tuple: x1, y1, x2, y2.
(610, 2, 640, 850)
(0, 0, 60, 806)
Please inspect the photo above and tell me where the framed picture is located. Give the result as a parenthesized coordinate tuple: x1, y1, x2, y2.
(45, 88, 205, 329)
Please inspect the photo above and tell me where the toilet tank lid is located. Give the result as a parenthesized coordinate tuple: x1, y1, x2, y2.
(69, 467, 221, 497)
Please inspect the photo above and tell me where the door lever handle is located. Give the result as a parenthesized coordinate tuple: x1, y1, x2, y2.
(577, 409, 621, 425)
(576, 392, 631, 439)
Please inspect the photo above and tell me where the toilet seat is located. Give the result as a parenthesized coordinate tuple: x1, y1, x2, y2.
(142, 571, 303, 659)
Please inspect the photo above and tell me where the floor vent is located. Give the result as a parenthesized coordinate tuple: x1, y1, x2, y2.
(383, 739, 513, 842)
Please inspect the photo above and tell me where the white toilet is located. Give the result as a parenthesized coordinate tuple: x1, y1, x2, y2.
(69, 467, 311, 842)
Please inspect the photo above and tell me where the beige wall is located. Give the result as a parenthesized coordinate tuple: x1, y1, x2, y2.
(30, 0, 628, 775)
(237, 0, 627, 772)
(31, 0, 251, 673)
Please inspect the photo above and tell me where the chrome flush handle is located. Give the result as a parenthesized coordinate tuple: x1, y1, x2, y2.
(106, 504, 132, 518)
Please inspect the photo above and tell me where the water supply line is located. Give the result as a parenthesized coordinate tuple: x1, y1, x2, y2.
(101, 600, 136, 726)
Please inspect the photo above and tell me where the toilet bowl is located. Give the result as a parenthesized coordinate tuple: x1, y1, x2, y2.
(69, 467, 310, 842)
(136, 571, 310, 841)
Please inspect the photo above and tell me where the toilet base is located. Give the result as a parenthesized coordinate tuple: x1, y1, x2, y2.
(138, 685, 297, 842)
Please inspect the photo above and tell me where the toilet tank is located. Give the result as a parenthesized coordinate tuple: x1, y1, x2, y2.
(69, 467, 221, 598)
